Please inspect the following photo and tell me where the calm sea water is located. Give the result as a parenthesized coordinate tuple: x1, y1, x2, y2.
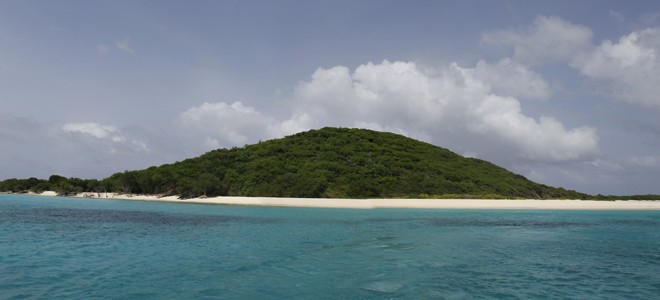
(1, 194, 659, 299)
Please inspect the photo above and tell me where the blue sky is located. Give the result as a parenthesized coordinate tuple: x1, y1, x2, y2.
(2, 0, 660, 195)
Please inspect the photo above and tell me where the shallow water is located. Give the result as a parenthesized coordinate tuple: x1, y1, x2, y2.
(1, 194, 659, 299)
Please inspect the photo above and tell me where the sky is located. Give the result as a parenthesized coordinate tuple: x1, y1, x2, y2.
(2, 0, 660, 195)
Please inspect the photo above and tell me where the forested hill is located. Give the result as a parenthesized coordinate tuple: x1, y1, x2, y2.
(2, 127, 589, 199)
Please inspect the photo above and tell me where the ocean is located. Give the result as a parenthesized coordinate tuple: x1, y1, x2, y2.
(1, 194, 659, 299)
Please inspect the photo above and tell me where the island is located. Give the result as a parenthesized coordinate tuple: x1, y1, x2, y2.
(2, 127, 659, 208)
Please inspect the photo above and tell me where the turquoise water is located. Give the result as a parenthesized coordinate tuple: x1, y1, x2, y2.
(1, 194, 659, 299)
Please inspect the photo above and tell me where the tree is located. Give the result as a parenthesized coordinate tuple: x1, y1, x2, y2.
(196, 173, 220, 197)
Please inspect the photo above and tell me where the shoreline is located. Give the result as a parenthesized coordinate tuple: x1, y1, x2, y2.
(8, 191, 660, 210)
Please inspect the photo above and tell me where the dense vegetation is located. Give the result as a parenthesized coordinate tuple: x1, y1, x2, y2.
(1, 127, 657, 200)
(0, 175, 101, 196)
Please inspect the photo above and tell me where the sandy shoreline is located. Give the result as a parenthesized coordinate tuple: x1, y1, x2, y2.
(8, 191, 659, 210)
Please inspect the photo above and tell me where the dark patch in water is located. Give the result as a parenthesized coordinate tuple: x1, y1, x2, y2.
(607, 219, 660, 226)
(426, 218, 588, 228)
(364, 217, 588, 228)
(1, 207, 276, 226)
(366, 218, 411, 223)
(321, 219, 362, 226)
(365, 217, 660, 228)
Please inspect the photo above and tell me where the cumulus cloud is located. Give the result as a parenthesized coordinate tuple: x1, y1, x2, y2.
(291, 61, 450, 129)
(482, 15, 593, 66)
(482, 15, 660, 108)
(468, 96, 598, 161)
(174, 60, 597, 162)
(283, 60, 598, 162)
(573, 28, 660, 107)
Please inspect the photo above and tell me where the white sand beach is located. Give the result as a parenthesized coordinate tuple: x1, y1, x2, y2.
(28, 191, 660, 210)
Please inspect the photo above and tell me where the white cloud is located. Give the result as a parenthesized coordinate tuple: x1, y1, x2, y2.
(62, 122, 149, 154)
(577, 30, 657, 72)
(573, 28, 660, 107)
(116, 38, 135, 54)
(178, 101, 280, 149)
(285, 60, 598, 162)
(481, 16, 660, 109)
(472, 58, 551, 100)
(62, 122, 118, 139)
(279, 113, 316, 135)
(482, 15, 593, 66)
(468, 96, 598, 161)
(291, 61, 456, 130)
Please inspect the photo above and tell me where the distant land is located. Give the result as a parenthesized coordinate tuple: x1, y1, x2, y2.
(1, 127, 658, 200)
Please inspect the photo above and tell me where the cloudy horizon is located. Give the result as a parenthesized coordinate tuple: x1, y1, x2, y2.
(2, 1, 660, 195)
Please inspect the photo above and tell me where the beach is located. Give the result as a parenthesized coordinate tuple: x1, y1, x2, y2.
(27, 191, 660, 210)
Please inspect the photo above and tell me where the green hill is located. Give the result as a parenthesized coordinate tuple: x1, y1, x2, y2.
(1, 127, 590, 199)
(103, 127, 586, 199)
